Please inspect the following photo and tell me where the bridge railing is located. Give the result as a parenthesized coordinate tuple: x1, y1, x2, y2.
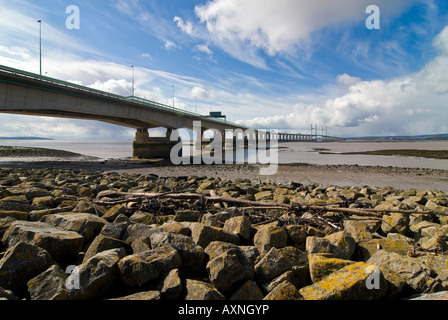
(0, 64, 245, 129)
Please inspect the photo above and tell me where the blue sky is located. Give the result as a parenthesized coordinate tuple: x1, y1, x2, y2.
(0, 0, 447, 139)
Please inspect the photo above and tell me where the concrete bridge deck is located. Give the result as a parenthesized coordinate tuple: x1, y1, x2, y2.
(0, 65, 341, 159)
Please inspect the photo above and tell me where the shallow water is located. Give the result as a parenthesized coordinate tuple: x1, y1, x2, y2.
(1, 139, 447, 170)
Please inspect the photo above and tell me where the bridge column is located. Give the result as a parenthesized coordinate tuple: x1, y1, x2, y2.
(133, 128, 180, 160)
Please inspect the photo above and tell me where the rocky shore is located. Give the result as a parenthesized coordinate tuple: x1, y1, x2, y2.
(0, 167, 447, 300)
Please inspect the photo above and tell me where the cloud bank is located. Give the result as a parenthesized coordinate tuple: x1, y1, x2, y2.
(239, 26, 448, 136)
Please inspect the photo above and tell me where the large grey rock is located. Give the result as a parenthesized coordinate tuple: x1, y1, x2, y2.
(254, 247, 292, 284)
(118, 244, 181, 287)
(186, 222, 239, 248)
(0, 242, 54, 296)
(83, 235, 131, 263)
(1, 220, 83, 264)
(299, 262, 388, 300)
(306, 231, 356, 260)
(253, 225, 288, 254)
(381, 213, 410, 235)
(367, 250, 436, 293)
(27, 265, 68, 300)
(206, 246, 253, 292)
(159, 268, 183, 300)
(67, 248, 126, 300)
(230, 280, 264, 300)
(184, 279, 225, 300)
(150, 232, 205, 271)
(41, 212, 107, 244)
(263, 280, 302, 300)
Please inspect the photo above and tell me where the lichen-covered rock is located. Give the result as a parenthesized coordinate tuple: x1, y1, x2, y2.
(111, 290, 161, 300)
(366, 250, 436, 293)
(263, 281, 301, 300)
(27, 265, 68, 300)
(41, 212, 107, 244)
(67, 248, 126, 300)
(159, 268, 183, 300)
(381, 213, 410, 235)
(285, 225, 307, 245)
(253, 225, 287, 254)
(206, 247, 253, 292)
(150, 232, 205, 271)
(254, 247, 292, 284)
(223, 215, 252, 242)
(230, 280, 264, 300)
(299, 262, 388, 300)
(184, 279, 225, 300)
(308, 254, 355, 283)
(188, 222, 239, 248)
(343, 216, 381, 242)
(118, 244, 181, 287)
(357, 236, 414, 260)
(83, 234, 131, 263)
(1, 220, 83, 264)
(306, 231, 356, 260)
(0, 242, 54, 296)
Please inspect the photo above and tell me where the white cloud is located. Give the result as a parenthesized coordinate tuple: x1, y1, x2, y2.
(191, 86, 210, 100)
(164, 40, 178, 50)
(194, 44, 213, 56)
(180, 0, 413, 68)
(173, 16, 195, 36)
(239, 26, 448, 136)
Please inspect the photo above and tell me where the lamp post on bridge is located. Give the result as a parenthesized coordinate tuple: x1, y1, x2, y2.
(131, 65, 135, 97)
(37, 20, 42, 77)
(172, 85, 175, 108)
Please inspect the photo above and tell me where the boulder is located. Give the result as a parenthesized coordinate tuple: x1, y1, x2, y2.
(306, 231, 356, 260)
(41, 212, 107, 244)
(206, 247, 253, 292)
(381, 213, 410, 235)
(367, 250, 436, 293)
(101, 204, 127, 222)
(27, 265, 68, 300)
(184, 279, 225, 300)
(253, 226, 288, 254)
(159, 268, 183, 300)
(118, 244, 181, 287)
(342, 216, 381, 242)
(188, 223, 239, 248)
(31, 196, 55, 209)
(158, 222, 191, 236)
(223, 216, 252, 242)
(83, 235, 131, 263)
(299, 262, 388, 300)
(357, 236, 414, 260)
(254, 247, 292, 284)
(229, 280, 264, 300)
(285, 225, 307, 245)
(174, 210, 202, 222)
(0, 242, 54, 296)
(308, 254, 355, 283)
(100, 222, 128, 240)
(263, 281, 301, 300)
(122, 223, 162, 243)
(67, 248, 126, 300)
(1, 220, 83, 264)
(150, 232, 205, 271)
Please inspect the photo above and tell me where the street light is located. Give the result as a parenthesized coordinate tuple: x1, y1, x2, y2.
(131, 65, 134, 96)
(37, 20, 42, 76)
(172, 85, 175, 108)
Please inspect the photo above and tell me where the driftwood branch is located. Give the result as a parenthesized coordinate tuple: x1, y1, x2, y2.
(95, 190, 446, 218)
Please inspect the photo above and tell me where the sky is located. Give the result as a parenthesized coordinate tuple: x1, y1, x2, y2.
(0, 0, 447, 139)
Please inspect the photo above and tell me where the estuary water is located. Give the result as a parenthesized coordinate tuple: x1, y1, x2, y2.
(0, 139, 447, 170)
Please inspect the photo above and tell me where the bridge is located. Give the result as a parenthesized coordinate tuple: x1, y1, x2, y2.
(0, 65, 338, 160)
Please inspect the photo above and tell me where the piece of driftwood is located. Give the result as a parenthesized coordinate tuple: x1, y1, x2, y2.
(95, 190, 446, 217)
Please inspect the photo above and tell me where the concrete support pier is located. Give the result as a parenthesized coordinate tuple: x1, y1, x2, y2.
(132, 128, 180, 160)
